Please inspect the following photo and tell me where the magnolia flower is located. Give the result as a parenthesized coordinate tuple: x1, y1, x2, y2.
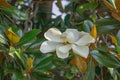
(40, 28, 95, 59)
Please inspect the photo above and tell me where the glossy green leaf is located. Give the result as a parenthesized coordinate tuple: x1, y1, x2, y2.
(77, 3, 98, 14)
(12, 6, 28, 20)
(28, 38, 45, 49)
(0, 34, 7, 44)
(0, 24, 8, 33)
(116, 45, 120, 54)
(91, 50, 120, 68)
(54, 16, 62, 27)
(84, 60, 95, 80)
(64, 14, 71, 28)
(11, 72, 28, 80)
(96, 18, 119, 26)
(116, 30, 120, 46)
(31, 71, 52, 80)
(66, 71, 74, 80)
(65, 3, 73, 11)
(17, 29, 40, 46)
(9, 47, 25, 67)
(96, 46, 109, 53)
(52, 56, 67, 68)
(97, 25, 120, 34)
(5, 67, 27, 80)
(70, 65, 79, 74)
(0, 43, 6, 51)
(1, 6, 28, 20)
(83, 20, 93, 32)
(96, 18, 120, 34)
(34, 54, 54, 71)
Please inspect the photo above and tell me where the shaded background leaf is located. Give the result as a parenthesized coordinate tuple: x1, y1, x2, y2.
(91, 50, 120, 68)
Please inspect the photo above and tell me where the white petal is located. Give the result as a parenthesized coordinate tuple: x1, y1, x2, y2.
(40, 41, 60, 53)
(75, 34, 95, 46)
(44, 28, 63, 42)
(79, 31, 89, 37)
(63, 29, 80, 43)
(72, 45, 89, 58)
(56, 44, 71, 59)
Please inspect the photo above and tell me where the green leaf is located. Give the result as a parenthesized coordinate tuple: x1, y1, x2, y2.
(65, 3, 73, 11)
(54, 16, 62, 27)
(97, 25, 120, 34)
(116, 45, 120, 54)
(0, 24, 8, 33)
(4, 66, 16, 75)
(0, 34, 7, 44)
(9, 47, 25, 67)
(83, 20, 93, 32)
(11, 72, 28, 80)
(96, 18, 119, 26)
(116, 30, 120, 46)
(84, 60, 95, 80)
(96, 46, 108, 53)
(1, 6, 28, 20)
(17, 29, 40, 46)
(5, 66, 27, 80)
(77, 3, 98, 14)
(52, 56, 67, 68)
(28, 38, 45, 49)
(96, 18, 120, 34)
(31, 71, 52, 80)
(34, 54, 54, 71)
(0, 43, 6, 51)
(64, 14, 71, 28)
(66, 71, 74, 80)
(91, 50, 120, 68)
(70, 65, 79, 74)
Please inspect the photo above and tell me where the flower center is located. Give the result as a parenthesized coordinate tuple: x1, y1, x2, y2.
(60, 34, 72, 44)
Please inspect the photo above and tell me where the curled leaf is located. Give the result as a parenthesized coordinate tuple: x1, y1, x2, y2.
(70, 56, 87, 73)
(90, 24, 97, 40)
(27, 57, 34, 68)
(116, 54, 120, 59)
(109, 35, 118, 45)
(102, 0, 120, 22)
(102, 0, 115, 11)
(0, 0, 11, 8)
(115, 0, 120, 12)
(5, 27, 20, 44)
(26, 57, 34, 73)
(90, 43, 96, 49)
(112, 11, 120, 22)
(57, 0, 64, 12)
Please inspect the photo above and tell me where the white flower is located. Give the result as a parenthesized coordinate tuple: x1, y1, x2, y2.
(40, 28, 95, 59)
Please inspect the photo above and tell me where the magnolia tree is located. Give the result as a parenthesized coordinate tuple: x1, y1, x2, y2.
(0, 0, 120, 80)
